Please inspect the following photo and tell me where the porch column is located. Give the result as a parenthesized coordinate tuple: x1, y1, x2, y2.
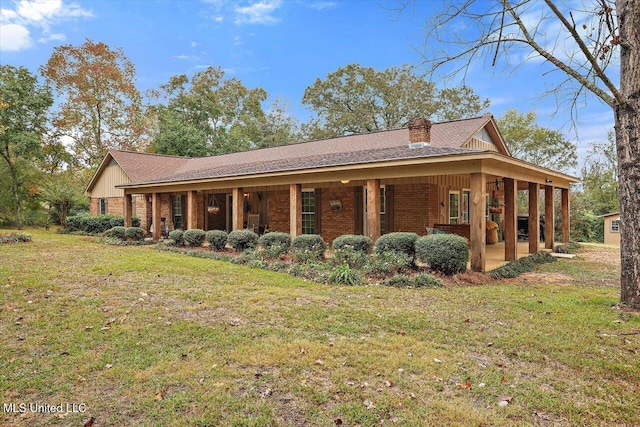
(470, 172, 486, 272)
(528, 182, 540, 253)
(123, 192, 133, 227)
(232, 188, 244, 230)
(187, 190, 197, 230)
(152, 192, 161, 240)
(366, 179, 381, 242)
(545, 185, 555, 249)
(561, 188, 570, 243)
(504, 178, 518, 261)
(290, 184, 302, 238)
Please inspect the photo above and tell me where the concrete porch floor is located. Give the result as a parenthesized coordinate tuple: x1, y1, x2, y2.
(483, 241, 547, 271)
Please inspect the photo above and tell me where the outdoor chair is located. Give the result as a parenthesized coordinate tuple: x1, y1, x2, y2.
(247, 213, 260, 234)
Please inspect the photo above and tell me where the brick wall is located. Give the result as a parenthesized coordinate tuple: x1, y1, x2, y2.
(268, 190, 290, 233)
(320, 186, 357, 244)
(392, 183, 439, 234)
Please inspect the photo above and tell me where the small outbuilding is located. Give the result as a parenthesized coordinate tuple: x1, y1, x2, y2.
(602, 212, 621, 246)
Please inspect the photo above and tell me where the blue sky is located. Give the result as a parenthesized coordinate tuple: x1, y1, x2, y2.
(0, 0, 615, 168)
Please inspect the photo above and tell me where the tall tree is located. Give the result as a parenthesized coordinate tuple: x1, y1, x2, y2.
(255, 98, 301, 148)
(0, 65, 53, 229)
(41, 39, 147, 168)
(301, 63, 489, 138)
(416, 1, 640, 309)
(153, 66, 267, 156)
(581, 131, 619, 215)
(497, 109, 577, 172)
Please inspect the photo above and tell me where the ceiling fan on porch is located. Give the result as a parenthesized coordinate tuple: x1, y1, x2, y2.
(207, 194, 220, 214)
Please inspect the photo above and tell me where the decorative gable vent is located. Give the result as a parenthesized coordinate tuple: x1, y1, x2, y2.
(408, 118, 431, 148)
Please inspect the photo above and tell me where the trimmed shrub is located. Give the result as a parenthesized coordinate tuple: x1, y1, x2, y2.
(328, 263, 363, 285)
(65, 214, 138, 235)
(490, 251, 556, 279)
(259, 231, 291, 247)
(383, 274, 413, 287)
(292, 234, 326, 262)
(183, 229, 206, 247)
(364, 250, 413, 278)
(169, 229, 184, 246)
(0, 233, 32, 244)
(374, 232, 419, 258)
(104, 226, 126, 240)
(415, 234, 469, 275)
(205, 230, 228, 250)
(125, 227, 145, 241)
(332, 234, 373, 253)
(227, 229, 258, 252)
(411, 273, 444, 288)
(332, 247, 369, 269)
(553, 242, 581, 254)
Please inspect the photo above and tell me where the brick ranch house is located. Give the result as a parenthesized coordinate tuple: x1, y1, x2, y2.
(84, 115, 578, 272)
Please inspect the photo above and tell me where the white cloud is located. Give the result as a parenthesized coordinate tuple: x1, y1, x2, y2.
(0, 0, 92, 51)
(0, 23, 31, 51)
(308, 1, 338, 10)
(234, 0, 281, 25)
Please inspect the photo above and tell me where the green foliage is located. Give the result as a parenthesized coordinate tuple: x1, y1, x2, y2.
(227, 229, 258, 252)
(205, 230, 228, 250)
(415, 234, 469, 276)
(301, 63, 489, 138)
(373, 232, 419, 258)
(124, 227, 145, 241)
(65, 214, 126, 235)
(0, 232, 32, 244)
(292, 234, 326, 262)
(497, 109, 577, 173)
(0, 65, 53, 229)
(258, 231, 291, 249)
(364, 251, 413, 278)
(553, 242, 581, 254)
(169, 229, 184, 246)
(489, 251, 557, 279)
(332, 247, 369, 269)
(38, 171, 87, 228)
(383, 274, 413, 287)
(152, 66, 268, 156)
(332, 234, 373, 253)
(104, 226, 126, 240)
(412, 273, 444, 288)
(328, 263, 363, 285)
(183, 229, 206, 247)
(287, 261, 329, 283)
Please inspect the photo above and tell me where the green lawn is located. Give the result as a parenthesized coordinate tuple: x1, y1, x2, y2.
(1, 229, 638, 426)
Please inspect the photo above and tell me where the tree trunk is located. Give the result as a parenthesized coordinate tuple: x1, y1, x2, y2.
(8, 161, 24, 230)
(616, 0, 640, 309)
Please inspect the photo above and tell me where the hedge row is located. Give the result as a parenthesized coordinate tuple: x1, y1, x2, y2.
(65, 214, 140, 235)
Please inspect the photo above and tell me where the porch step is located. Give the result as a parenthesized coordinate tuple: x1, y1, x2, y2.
(550, 252, 577, 259)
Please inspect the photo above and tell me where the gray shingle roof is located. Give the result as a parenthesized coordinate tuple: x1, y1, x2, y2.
(111, 115, 494, 186)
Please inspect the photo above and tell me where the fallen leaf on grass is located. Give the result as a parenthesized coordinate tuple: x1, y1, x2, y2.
(499, 396, 513, 406)
(385, 380, 394, 387)
(315, 359, 325, 366)
(434, 358, 444, 363)
(364, 399, 375, 409)
(501, 376, 509, 384)
(456, 380, 472, 389)
(154, 389, 165, 400)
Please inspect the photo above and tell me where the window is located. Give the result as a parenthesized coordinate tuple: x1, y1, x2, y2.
(172, 195, 184, 229)
(461, 190, 470, 223)
(302, 190, 315, 234)
(611, 219, 620, 233)
(99, 198, 107, 215)
(449, 191, 460, 224)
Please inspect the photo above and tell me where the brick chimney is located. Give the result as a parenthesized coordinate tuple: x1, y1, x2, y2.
(408, 118, 431, 148)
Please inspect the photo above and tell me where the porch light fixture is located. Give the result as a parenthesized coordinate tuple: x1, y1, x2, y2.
(495, 179, 500, 190)
(340, 179, 350, 184)
(545, 179, 553, 183)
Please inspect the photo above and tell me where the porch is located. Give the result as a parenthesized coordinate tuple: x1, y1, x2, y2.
(484, 240, 546, 271)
